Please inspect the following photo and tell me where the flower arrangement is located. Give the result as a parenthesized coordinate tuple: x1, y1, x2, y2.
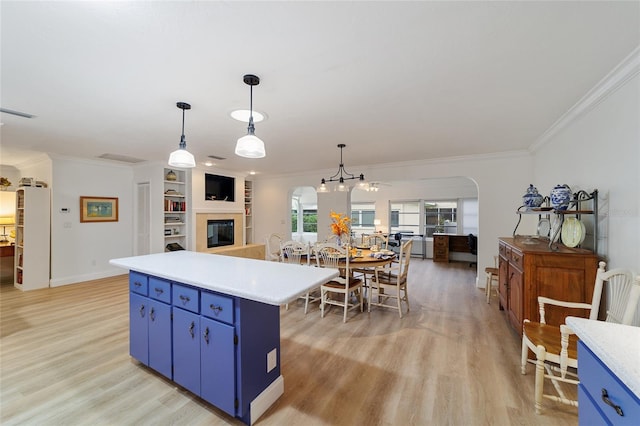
(0, 177, 11, 188)
(330, 210, 351, 238)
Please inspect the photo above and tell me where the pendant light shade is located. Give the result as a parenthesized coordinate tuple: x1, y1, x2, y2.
(235, 133, 265, 158)
(235, 74, 265, 158)
(168, 102, 196, 168)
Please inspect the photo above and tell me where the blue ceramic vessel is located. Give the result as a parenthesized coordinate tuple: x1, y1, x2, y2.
(550, 184, 572, 210)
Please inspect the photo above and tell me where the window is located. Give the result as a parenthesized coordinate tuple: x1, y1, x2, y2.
(291, 209, 318, 232)
(424, 200, 457, 237)
(389, 201, 421, 235)
(388, 200, 459, 237)
(351, 203, 376, 228)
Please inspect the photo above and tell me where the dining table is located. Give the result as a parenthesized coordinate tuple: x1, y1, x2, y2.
(347, 249, 396, 312)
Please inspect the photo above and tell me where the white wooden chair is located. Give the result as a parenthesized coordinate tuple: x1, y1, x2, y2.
(368, 239, 413, 318)
(485, 256, 499, 304)
(317, 243, 363, 323)
(280, 240, 318, 313)
(265, 233, 283, 261)
(520, 261, 639, 414)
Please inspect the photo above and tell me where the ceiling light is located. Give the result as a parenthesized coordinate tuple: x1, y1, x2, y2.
(204, 161, 214, 167)
(230, 109, 265, 123)
(235, 74, 265, 158)
(317, 144, 368, 193)
(168, 102, 196, 168)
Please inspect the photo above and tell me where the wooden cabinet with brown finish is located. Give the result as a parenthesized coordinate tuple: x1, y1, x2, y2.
(433, 234, 449, 262)
(498, 237, 599, 335)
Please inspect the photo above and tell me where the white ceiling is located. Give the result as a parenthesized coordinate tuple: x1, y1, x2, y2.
(1, 1, 638, 176)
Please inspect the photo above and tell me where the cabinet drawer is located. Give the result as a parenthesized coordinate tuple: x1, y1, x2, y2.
(578, 341, 640, 424)
(201, 292, 234, 325)
(173, 284, 200, 313)
(498, 243, 507, 258)
(510, 250, 523, 269)
(149, 277, 171, 304)
(129, 271, 148, 296)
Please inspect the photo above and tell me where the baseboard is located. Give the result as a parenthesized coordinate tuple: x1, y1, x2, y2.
(49, 268, 124, 287)
(250, 375, 284, 425)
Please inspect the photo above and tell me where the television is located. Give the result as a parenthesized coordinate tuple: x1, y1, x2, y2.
(205, 173, 235, 202)
(207, 219, 234, 248)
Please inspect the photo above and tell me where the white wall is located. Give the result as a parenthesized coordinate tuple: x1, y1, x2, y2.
(49, 156, 134, 286)
(532, 72, 639, 271)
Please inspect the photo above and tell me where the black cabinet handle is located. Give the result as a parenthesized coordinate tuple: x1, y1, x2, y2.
(149, 307, 155, 322)
(179, 295, 190, 304)
(601, 388, 624, 417)
(134, 281, 142, 288)
(154, 288, 164, 295)
(209, 304, 223, 315)
(188, 321, 195, 338)
(203, 327, 210, 344)
(139, 304, 145, 318)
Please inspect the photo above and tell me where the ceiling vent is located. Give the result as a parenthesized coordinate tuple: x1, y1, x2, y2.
(0, 108, 36, 118)
(98, 153, 146, 164)
(208, 155, 226, 160)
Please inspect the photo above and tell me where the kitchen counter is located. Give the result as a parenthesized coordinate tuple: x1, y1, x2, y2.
(566, 316, 640, 397)
(110, 250, 338, 305)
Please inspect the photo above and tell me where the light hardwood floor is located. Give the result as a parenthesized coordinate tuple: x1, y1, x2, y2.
(0, 260, 578, 425)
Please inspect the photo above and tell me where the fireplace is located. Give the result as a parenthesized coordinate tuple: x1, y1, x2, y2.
(207, 219, 234, 248)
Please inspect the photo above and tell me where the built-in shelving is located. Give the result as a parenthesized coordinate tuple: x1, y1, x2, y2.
(164, 168, 188, 251)
(14, 187, 50, 290)
(244, 181, 253, 244)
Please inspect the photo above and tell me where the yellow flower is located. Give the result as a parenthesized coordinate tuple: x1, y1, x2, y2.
(330, 210, 350, 237)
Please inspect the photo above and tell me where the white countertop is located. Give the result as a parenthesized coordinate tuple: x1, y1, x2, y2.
(566, 317, 640, 397)
(110, 251, 339, 306)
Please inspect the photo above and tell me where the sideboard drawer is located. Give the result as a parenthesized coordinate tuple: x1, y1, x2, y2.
(172, 284, 200, 313)
(149, 277, 171, 304)
(578, 341, 640, 424)
(510, 249, 523, 269)
(201, 292, 234, 325)
(129, 271, 148, 296)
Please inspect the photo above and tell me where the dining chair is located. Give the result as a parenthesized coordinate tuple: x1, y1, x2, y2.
(368, 239, 413, 318)
(520, 261, 638, 414)
(265, 233, 283, 262)
(316, 243, 363, 323)
(368, 233, 389, 250)
(485, 256, 499, 304)
(280, 240, 317, 313)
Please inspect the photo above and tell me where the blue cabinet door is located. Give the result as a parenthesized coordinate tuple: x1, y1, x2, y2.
(173, 307, 200, 395)
(148, 299, 172, 379)
(129, 292, 149, 365)
(201, 317, 236, 416)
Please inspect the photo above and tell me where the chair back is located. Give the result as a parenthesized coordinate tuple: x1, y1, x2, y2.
(397, 239, 413, 282)
(315, 243, 345, 269)
(280, 240, 309, 265)
(589, 261, 636, 324)
(265, 233, 283, 261)
(369, 234, 389, 250)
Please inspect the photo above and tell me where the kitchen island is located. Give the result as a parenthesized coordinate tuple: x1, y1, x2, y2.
(566, 316, 639, 425)
(110, 251, 338, 425)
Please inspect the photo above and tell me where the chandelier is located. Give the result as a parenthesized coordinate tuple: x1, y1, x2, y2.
(317, 144, 368, 193)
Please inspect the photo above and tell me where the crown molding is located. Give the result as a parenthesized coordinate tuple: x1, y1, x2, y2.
(530, 45, 640, 153)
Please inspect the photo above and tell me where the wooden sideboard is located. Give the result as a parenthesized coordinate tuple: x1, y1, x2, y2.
(498, 237, 599, 334)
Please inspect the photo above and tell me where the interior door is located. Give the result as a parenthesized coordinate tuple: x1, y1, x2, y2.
(135, 182, 151, 255)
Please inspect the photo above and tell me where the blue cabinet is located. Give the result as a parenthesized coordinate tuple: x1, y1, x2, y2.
(129, 273, 172, 378)
(201, 316, 236, 415)
(172, 307, 201, 395)
(129, 271, 281, 424)
(578, 341, 640, 425)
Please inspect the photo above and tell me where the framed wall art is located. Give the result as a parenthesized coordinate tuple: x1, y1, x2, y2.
(80, 196, 119, 223)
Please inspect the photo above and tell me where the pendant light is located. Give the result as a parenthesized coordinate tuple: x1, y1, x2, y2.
(235, 74, 266, 158)
(168, 102, 196, 168)
(317, 144, 368, 193)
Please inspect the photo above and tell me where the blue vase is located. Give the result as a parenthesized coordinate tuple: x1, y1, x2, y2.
(550, 184, 572, 210)
(522, 184, 544, 209)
